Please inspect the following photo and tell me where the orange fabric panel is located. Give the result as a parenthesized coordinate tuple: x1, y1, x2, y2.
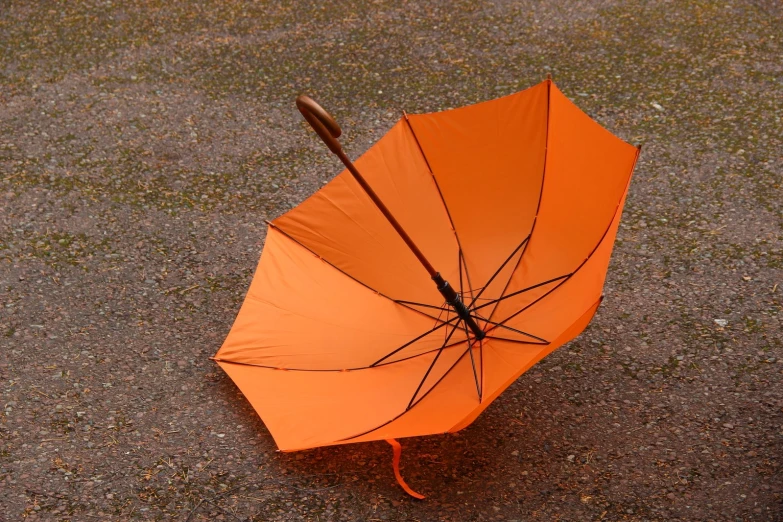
(344, 345, 480, 445)
(500, 190, 629, 342)
(448, 297, 603, 433)
(475, 276, 564, 335)
(273, 120, 459, 307)
(494, 85, 638, 320)
(464, 241, 525, 324)
(408, 334, 475, 406)
(447, 341, 542, 433)
(218, 350, 448, 451)
(216, 227, 461, 370)
(406, 81, 548, 294)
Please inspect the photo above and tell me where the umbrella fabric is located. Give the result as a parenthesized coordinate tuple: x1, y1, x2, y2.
(214, 79, 639, 455)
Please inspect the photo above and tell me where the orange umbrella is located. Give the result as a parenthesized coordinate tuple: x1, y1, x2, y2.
(213, 77, 640, 498)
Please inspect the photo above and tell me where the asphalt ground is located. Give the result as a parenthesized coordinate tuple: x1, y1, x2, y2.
(1, 1, 781, 520)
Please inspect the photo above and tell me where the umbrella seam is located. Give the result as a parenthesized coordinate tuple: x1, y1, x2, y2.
(403, 114, 470, 286)
(446, 296, 603, 433)
(484, 78, 552, 324)
(213, 336, 472, 372)
(336, 343, 475, 443)
(267, 221, 446, 324)
(406, 320, 464, 409)
(486, 145, 641, 332)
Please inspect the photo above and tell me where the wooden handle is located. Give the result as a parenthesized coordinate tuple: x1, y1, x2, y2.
(296, 95, 342, 154)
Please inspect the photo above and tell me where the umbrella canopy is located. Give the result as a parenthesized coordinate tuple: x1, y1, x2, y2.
(214, 77, 639, 470)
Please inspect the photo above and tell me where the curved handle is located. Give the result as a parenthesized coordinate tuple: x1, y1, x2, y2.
(296, 95, 342, 154)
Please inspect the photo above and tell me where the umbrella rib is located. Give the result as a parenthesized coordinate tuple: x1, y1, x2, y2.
(394, 300, 447, 311)
(213, 336, 471, 372)
(484, 275, 572, 336)
(462, 319, 481, 401)
(482, 80, 552, 324)
(483, 335, 548, 346)
(267, 221, 445, 324)
(402, 113, 467, 261)
(394, 299, 452, 330)
(433, 299, 449, 329)
(458, 247, 464, 303)
(482, 227, 535, 324)
(442, 303, 452, 344)
(374, 337, 471, 367)
(337, 344, 474, 444)
(406, 319, 463, 410)
(408, 342, 472, 411)
(472, 273, 571, 312)
(465, 234, 530, 311)
(461, 248, 477, 315)
(483, 146, 640, 333)
(370, 315, 460, 367)
(468, 315, 549, 344)
(478, 335, 484, 401)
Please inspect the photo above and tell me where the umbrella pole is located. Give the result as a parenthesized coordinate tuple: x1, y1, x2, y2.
(296, 95, 485, 340)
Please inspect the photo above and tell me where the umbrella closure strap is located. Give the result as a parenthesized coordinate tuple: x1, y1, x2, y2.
(433, 273, 485, 340)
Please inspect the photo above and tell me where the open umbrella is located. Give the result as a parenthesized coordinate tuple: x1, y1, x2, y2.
(213, 77, 640, 498)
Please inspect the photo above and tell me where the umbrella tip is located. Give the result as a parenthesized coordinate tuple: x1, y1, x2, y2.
(546, 72, 552, 82)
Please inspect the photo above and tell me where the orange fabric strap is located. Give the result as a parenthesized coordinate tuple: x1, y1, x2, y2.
(385, 439, 425, 499)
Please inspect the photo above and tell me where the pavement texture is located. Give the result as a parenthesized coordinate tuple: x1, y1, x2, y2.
(1, 0, 782, 520)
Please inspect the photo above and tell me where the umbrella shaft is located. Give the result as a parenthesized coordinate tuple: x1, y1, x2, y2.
(335, 149, 485, 341)
(336, 149, 438, 277)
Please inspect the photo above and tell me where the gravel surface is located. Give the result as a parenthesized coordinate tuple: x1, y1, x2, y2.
(1, 1, 781, 520)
